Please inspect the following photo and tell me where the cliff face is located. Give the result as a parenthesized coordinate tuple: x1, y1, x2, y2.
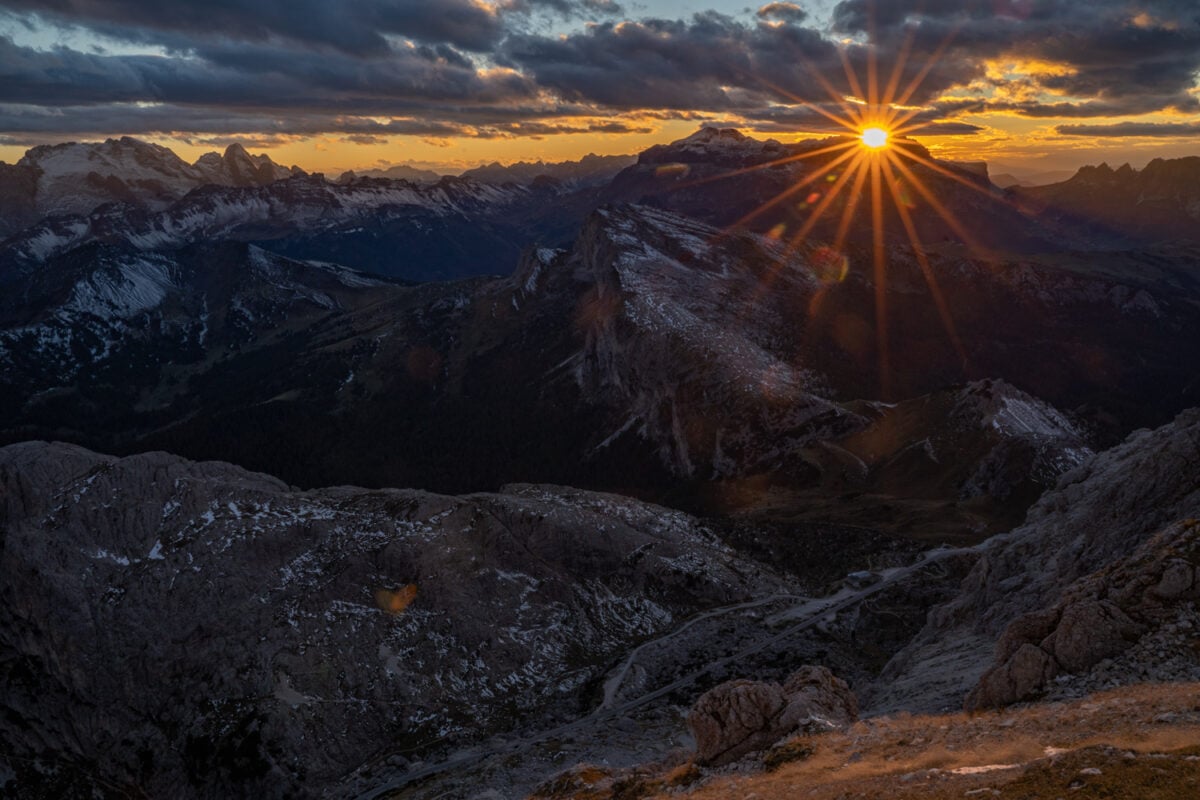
(871, 408, 1200, 713)
(0, 441, 787, 798)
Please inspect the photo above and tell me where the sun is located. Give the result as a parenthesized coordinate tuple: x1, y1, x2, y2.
(700, 17, 989, 398)
(861, 127, 889, 149)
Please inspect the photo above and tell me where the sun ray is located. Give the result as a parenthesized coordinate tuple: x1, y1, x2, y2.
(797, 62, 871, 130)
(761, 43, 871, 130)
(893, 146, 1006, 205)
(671, 140, 858, 190)
(866, 0, 880, 117)
(715, 47, 867, 138)
(836, 46, 868, 118)
(752, 71, 864, 133)
(785, 152, 867, 249)
(881, 20, 918, 111)
(719, 146, 861, 235)
(696, 18, 992, 397)
(886, 153, 992, 256)
(881, 154, 970, 367)
(833, 156, 873, 252)
(740, 152, 868, 309)
(868, 153, 892, 398)
(805, 154, 873, 329)
(885, 25, 961, 128)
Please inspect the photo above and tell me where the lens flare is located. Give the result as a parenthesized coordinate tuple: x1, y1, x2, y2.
(690, 2, 996, 396)
(861, 127, 889, 149)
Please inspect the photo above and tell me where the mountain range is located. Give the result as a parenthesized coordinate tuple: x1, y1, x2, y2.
(0, 138, 304, 235)
(0, 129, 1198, 798)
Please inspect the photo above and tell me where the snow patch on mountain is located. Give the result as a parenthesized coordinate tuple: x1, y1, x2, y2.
(988, 394, 1079, 439)
(20, 219, 92, 261)
(303, 259, 390, 288)
(14, 138, 303, 220)
(7, 175, 534, 264)
(62, 255, 175, 321)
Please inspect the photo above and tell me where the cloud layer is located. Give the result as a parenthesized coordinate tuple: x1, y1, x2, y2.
(1, 0, 1197, 144)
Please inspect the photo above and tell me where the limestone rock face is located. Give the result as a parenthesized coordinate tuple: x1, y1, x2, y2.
(0, 441, 788, 798)
(688, 666, 857, 766)
(781, 665, 860, 725)
(966, 519, 1200, 710)
(969, 643, 1060, 710)
(1050, 600, 1143, 673)
(872, 409, 1200, 714)
(690, 681, 789, 767)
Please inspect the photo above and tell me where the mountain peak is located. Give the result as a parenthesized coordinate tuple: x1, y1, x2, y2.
(189, 141, 299, 187)
(637, 126, 788, 167)
(686, 126, 749, 142)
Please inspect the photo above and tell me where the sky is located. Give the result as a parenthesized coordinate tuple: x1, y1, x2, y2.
(0, 0, 1198, 175)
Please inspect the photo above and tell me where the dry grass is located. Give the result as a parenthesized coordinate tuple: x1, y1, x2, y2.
(540, 683, 1200, 800)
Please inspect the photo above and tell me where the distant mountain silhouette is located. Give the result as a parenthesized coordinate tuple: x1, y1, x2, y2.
(1013, 157, 1200, 242)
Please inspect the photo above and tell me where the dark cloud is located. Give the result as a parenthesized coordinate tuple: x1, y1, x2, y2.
(756, 3, 807, 24)
(503, 0, 625, 18)
(0, 0, 1197, 143)
(1057, 121, 1200, 137)
(180, 134, 300, 149)
(3, 0, 507, 53)
(830, 0, 1200, 116)
(0, 34, 538, 110)
(5, 0, 629, 54)
(0, 103, 475, 140)
(0, 99, 652, 143)
(994, 96, 1198, 118)
(341, 134, 392, 146)
(498, 12, 974, 112)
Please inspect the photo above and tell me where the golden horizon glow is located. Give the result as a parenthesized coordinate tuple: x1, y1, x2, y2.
(861, 127, 890, 149)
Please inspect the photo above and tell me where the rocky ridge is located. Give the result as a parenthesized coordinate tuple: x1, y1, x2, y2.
(1016, 156, 1200, 242)
(871, 407, 1200, 713)
(1, 138, 303, 232)
(0, 171, 537, 281)
(462, 153, 636, 187)
(0, 205, 1115, 542)
(1, 203, 1184, 536)
(968, 518, 1200, 709)
(0, 441, 790, 798)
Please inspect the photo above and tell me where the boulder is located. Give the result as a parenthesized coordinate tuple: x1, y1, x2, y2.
(781, 665, 860, 725)
(966, 643, 1059, 711)
(688, 666, 857, 766)
(1049, 599, 1142, 673)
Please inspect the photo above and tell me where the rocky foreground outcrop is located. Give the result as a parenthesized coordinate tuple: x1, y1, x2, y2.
(0, 442, 788, 799)
(688, 666, 858, 767)
(967, 519, 1200, 709)
(871, 408, 1200, 713)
